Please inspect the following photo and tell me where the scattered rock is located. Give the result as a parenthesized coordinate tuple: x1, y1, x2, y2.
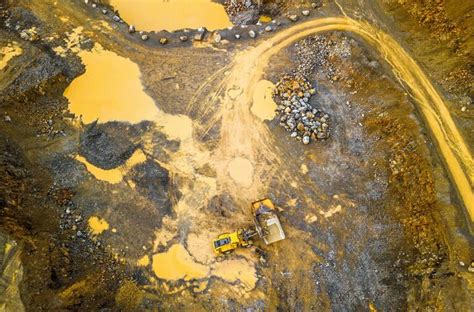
(19, 27, 39, 41)
(128, 25, 135, 33)
(141, 34, 149, 41)
(289, 15, 298, 22)
(214, 33, 222, 43)
(194, 31, 205, 41)
(159, 38, 168, 45)
(179, 35, 188, 42)
(102, 9, 107, 15)
(461, 106, 466, 112)
(265, 25, 272, 32)
(248, 30, 256, 38)
(4, 115, 11, 122)
(112, 15, 120, 22)
(302, 10, 310, 16)
(234, 33, 241, 39)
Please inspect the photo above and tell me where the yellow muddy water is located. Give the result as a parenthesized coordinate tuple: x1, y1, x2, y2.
(64, 44, 158, 124)
(0, 42, 22, 70)
(151, 244, 209, 281)
(75, 149, 147, 184)
(137, 255, 150, 267)
(109, 0, 232, 31)
(88, 216, 110, 235)
(251, 80, 277, 121)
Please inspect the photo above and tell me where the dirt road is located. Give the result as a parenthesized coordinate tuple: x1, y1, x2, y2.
(191, 15, 473, 224)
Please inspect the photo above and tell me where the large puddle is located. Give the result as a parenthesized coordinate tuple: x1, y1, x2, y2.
(109, 0, 232, 31)
(152, 244, 210, 281)
(64, 44, 158, 124)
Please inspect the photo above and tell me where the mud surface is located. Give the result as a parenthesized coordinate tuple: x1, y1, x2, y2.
(0, 0, 473, 311)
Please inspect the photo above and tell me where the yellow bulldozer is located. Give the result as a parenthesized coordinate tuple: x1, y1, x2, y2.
(212, 198, 286, 255)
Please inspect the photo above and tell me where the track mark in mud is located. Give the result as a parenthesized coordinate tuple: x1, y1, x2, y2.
(0, 42, 22, 71)
(109, 0, 232, 31)
(212, 258, 257, 292)
(88, 216, 110, 235)
(64, 44, 158, 124)
(191, 16, 473, 223)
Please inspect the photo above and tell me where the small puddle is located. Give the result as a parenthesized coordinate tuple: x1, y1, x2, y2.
(109, 0, 233, 31)
(227, 157, 254, 188)
(88, 216, 110, 235)
(152, 244, 210, 281)
(64, 44, 158, 124)
(137, 255, 150, 267)
(0, 42, 22, 70)
(251, 80, 277, 121)
(75, 149, 147, 184)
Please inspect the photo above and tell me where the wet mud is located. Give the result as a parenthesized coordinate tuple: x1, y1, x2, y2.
(0, 0, 473, 311)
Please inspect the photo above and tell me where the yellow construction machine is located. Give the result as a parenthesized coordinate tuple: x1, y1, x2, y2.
(212, 198, 286, 255)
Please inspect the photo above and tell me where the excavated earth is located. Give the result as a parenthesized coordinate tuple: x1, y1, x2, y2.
(0, 0, 473, 311)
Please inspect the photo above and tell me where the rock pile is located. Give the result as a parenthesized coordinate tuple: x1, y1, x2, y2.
(273, 74, 330, 144)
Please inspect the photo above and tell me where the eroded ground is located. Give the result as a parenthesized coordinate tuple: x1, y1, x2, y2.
(0, 0, 473, 311)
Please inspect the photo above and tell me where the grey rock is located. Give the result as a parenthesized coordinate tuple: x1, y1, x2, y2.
(234, 33, 241, 39)
(302, 136, 310, 144)
(248, 30, 256, 38)
(113, 15, 121, 22)
(302, 10, 310, 16)
(194, 31, 205, 41)
(179, 35, 188, 42)
(265, 26, 272, 32)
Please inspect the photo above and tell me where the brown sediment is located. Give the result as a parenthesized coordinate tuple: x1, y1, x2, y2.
(109, 0, 232, 31)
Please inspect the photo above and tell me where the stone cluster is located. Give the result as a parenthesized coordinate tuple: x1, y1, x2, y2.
(274, 74, 330, 144)
(294, 35, 352, 79)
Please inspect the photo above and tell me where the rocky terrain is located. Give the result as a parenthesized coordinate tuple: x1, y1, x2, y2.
(0, 0, 473, 311)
